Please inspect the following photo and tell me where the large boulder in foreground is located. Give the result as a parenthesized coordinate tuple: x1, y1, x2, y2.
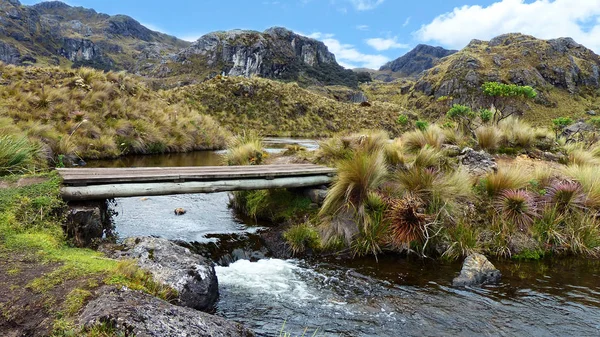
(105, 237, 219, 311)
(79, 286, 254, 337)
(452, 253, 501, 287)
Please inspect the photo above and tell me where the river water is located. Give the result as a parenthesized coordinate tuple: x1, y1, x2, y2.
(85, 140, 600, 337)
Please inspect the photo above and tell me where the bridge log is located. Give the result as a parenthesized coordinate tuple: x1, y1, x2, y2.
(61, 175, 333, 201)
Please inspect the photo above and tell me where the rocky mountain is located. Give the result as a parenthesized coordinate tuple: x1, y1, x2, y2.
(151, 27, 359, 87)
(379, 44, 457, 78)
(0, 0, 189, 71)
(364, 33, 600, 124)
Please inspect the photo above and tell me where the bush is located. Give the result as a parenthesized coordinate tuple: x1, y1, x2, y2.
(396, 114, 409, 126)
(415, 120, 429, 131)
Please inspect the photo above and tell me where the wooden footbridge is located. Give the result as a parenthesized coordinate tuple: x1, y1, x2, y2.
(58, 164, 335, 201)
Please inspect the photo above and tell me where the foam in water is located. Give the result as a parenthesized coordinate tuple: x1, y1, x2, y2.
(215, 259, 318, 302)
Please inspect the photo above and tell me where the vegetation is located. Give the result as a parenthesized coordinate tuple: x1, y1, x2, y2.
(0, 64, 229, 162)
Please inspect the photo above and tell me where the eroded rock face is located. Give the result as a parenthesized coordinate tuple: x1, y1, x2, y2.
(79, 286, 255, 337)
(452, 253, 501, 287)
(459, 148, 497, 176)
(0, 40, 21, 64)
(64, 201, 113, 248)
(379, 44, 457, 78)
(106, 237, 219, 312)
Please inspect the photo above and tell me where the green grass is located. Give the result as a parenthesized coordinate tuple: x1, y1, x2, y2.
(0, 135, 43, 176)
(283, 223, 322, 255)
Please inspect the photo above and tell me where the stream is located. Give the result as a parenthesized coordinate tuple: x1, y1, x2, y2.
(84, 139, 600, 337)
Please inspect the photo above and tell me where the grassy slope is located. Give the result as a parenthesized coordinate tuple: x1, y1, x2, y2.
(171, 75, 412, 137)
(0, 173, 176, 336)
(0, 64, 229, 161)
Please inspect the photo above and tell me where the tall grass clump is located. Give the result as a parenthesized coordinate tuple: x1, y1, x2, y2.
(499, 117, 535, 148)
(475, 126, 502, 152)
(319, 150, 388, 245)
(284, 223, 322, 255)
(0, 135, 42, 176)
(223, 132, 265, 166)
(401, 124, 445, 153)
(562, 165, 600, 208)
(481, 166, 530, 197)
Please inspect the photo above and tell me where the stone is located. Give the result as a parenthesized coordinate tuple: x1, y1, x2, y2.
(79, 286, 255, 337)
(452, 253, 501, 287)
(458, 148, 497, 176)
(303, 188, 328, 205)
(587, 110, 597, 116)
(561, 121, 594, 139)
(106, 237, 219, 312)
(64, 201, 113, 248)
(174, 207, 186, 215)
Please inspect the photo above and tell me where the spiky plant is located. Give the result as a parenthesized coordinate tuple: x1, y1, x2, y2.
(495, 189, 538, 231)
(387, 193, 429, 246)
(562, 165, 600, 208)
(544, 180, 587, 213)
(475, 126, 502, 152)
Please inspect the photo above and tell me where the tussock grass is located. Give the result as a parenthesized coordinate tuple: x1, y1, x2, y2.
(481, 165, 530, 197)
(401, 124, 445, 153)
(283, 223, 322, 255)
(0, 64, 229, 161)
(475, 126, 502, 152)
(223, 132, 265, 166)
(0, 135, 43, 176)
(499, 117, 535, 148)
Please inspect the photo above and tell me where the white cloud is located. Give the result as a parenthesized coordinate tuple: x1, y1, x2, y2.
(300, 31, 389, 69)
(139, 22, 165, 33)
(402, 17, 411, 27)
(180, 33, 204, 42)
(366, 37, 409, 51)
(349, 0, 385, 11)
(416, 0, 600, 52)
(356, 24, 370, 31)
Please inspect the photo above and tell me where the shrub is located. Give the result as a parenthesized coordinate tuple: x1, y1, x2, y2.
(415, 120, 429, 131)
(479, 109, 493, 123)
(475, 126, 502, 152)
(552, 117, 573, 133)
(495, 189, 538, 231)
(396, 114, 409, 126)
(0, 135, 42, 176)
(284, 223, 321, 255)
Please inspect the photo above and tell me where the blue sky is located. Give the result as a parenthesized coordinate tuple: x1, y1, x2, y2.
(21, 0, 600, 69)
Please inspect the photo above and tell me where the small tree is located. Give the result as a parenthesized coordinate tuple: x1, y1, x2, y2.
(481, 82, 537, 124)
(447, 104, 476, 135)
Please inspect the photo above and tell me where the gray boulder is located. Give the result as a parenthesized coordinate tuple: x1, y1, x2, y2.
(459, 148, 497, 176)
(453, 253, 501, 287)
(107, 237, 219, 312)
(79, 286, 254, 337)
(561, 121, 594, 139)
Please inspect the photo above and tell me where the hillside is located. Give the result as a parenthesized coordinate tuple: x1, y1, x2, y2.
(169, 75, 410, 137)
(0, 0, 189, 71)
(151, 27, 359, 88)
(0, 64, 229, 161)
(364, 34, 600, 124)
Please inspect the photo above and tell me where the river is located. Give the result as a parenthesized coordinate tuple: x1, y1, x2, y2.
(84, 139, 600, 337)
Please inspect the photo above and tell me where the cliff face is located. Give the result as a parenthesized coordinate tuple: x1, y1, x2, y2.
(379, 44, 457, 78)
(156, 27, 359, 87)
(0, 0, 188, 70)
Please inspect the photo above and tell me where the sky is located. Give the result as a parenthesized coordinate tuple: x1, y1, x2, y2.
(20, 0, 600, 69)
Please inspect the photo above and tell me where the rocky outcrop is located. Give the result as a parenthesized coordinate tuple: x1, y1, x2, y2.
(170, 27, 358, 87)
(105, 237, 219, 312)
(458, 148, 497, 176)
(380, 44, 456, 78)
(0, 0, 189, 71)
(452, 253, 501, 287)
(64, 201, 113, 248)
(79, 286, 255, 337)
(412, 33, 600, 113)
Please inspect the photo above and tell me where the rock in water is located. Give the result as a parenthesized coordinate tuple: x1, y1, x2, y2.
(109, 237, 219, 311)
(174, 207, 186, 215)
(79, 286, 255, 337)
(453, 253, 501, 287)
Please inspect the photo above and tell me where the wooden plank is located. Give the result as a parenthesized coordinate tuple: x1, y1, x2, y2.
(61, 175, 333, 200)
(57, 165, 336, 186)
